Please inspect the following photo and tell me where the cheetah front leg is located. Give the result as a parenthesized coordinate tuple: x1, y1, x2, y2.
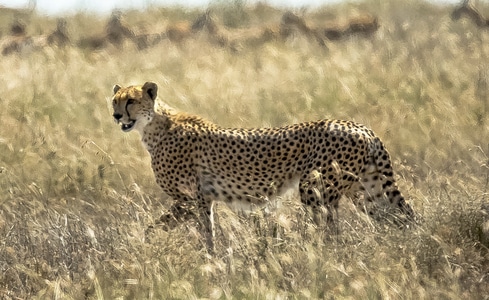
(196, 196, 216, 252)
(156, 199, 198, 229)
(156, 194, 216, 251)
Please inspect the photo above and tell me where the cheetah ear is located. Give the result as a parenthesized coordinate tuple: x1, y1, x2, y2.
(142, 81, 158, 101)
(113, 84, 122, 95)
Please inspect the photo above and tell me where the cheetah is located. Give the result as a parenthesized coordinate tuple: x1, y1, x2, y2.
(111, 82, 415, 249)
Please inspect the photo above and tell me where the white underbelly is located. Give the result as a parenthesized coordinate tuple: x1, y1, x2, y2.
(224, 175, 300, 215)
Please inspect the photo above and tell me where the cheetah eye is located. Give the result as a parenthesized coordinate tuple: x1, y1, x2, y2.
(127, 99, 135, 105)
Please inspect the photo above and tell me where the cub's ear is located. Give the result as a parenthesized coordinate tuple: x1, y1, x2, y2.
(142, 82, 158, 101)
(113, 84, 122, 95)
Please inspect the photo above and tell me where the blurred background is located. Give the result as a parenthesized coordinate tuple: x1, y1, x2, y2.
(1, 0, 489, 298)
(1, 0, 460, 15)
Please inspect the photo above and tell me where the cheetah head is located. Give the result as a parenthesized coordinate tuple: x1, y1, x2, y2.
(111, 82, 157, 133)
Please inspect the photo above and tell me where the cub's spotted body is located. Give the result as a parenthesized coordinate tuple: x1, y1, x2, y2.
(111, 82, 414, 248)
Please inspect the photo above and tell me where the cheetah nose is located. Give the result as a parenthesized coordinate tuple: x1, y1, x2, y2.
(113, 113, 123, 121)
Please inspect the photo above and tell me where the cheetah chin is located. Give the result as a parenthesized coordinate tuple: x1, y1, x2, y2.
(121, 120, 136, 132)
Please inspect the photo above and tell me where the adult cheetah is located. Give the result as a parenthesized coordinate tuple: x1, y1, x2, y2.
(111, 82, 414, 249)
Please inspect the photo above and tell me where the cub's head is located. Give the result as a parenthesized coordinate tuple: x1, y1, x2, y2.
(111, 82, 157, 133)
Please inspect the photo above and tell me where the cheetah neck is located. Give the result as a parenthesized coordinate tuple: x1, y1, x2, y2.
(139, 111, 171, 152)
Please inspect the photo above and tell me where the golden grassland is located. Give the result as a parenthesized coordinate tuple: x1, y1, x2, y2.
(1, 0, 489, 298)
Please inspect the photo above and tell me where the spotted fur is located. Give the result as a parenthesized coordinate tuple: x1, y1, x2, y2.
(111, 82, 414, 249)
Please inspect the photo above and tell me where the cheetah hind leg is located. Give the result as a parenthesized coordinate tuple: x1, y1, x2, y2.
(359, 148, 416, 225)
(358, 165, 386, 218)
(371, 138, 416, 224)
(299, 171, 341, 230)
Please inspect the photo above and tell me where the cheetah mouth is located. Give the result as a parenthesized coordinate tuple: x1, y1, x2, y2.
(121, 120, 136, 132)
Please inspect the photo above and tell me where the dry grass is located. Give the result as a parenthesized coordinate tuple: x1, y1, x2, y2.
(1, 0, 489, 298)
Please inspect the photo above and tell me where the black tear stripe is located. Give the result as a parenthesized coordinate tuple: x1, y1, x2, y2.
(125, 101, 131, 119)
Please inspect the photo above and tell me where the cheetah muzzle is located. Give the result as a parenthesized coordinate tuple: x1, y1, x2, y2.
(120, 119, 136, 132)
